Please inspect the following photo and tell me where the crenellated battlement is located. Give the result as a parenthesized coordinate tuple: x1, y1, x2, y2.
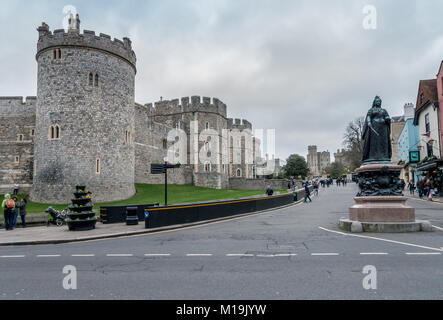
(0, 96, 37, 106)
(36, 21, 136, 69)
(144, 96, 228, 118)
(227, 118, 252, 130)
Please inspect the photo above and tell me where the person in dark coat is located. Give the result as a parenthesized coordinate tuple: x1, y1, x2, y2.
(304, 182, 312, 203)
(18, 198, 27, 228)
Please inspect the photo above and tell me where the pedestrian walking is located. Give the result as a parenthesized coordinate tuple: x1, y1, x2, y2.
(417, 179, 424, 198)
(408, 181, 415, 195)
(313, 181, 319, 196)
(304, 182, 312, 203)
(424, 179, 431, 198)
(1, 194, 15, 231)
(13, 183, 19, 195)
(266, 186, 274, 196)
(18, 198, 27, 228)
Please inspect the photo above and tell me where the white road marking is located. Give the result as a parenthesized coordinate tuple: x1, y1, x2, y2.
(432, 225, 443, 231)
(1, 255, 25, 258)
(226, 254, 254, 257)
(71, 254, 95, 257)
(37, 255, 61, 258)
(311, 253, 339, 256)
(256, 254, 276, 257)
(360, 253, 388, 255)
(144, 254, 171, 257)
(186, 254, 213, 257)
(106, 254, 134, 257)
(274, 254, 297, 257)
(405, 252, 441, 255)
(319, 226, 443, 252)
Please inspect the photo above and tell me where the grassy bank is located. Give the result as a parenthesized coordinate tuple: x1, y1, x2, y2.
(2, 184, 286, 214)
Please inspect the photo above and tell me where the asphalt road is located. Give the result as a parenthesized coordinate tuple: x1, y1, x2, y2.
(0, 184, 442, 300)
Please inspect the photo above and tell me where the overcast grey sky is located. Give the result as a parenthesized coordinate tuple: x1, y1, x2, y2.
(1, 0, 443, 162)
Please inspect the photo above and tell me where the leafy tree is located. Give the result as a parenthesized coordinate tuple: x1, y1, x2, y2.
(283, 154, 309, 179)
(325, 162, 345, 179)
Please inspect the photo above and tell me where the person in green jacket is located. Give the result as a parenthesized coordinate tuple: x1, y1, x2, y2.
(2, 194, 14, 230)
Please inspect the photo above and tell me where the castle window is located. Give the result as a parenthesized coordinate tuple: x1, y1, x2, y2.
(14, 156, 19, 164)
(53, 48, 61, 60)
(30, 129, 35, 137)
(125, 130, 131, 144)
(236, 169, 242, 177)
(49, 125, 61, 140)
(17, 134, 24, 142)
(95, 74, 99, 87)
(96, 158, 101, 174)
(205, 122, 210, 130)
(204, 162, 211, 172)
(89, 73, 94, 86)
(163, 139, 167, 149)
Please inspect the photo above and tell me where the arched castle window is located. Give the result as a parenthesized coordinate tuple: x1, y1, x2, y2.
(17, 134, 24, 142)
(125, 130, 131, 144)
(53, 48, 61, 60)
(204, 162, 211, 172)
(205, 122, 210, 130)
(49, 125, 61, 140)
(236, 169, 242, 177)
(14, 156, 20, 164)
(87, 72, 100, 87)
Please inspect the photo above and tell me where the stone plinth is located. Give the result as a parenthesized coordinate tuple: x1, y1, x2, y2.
(349, 196, 415, 222)
(339, 163, 432, 233)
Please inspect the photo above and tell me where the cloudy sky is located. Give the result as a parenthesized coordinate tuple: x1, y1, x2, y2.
(1, 0, 443, 162)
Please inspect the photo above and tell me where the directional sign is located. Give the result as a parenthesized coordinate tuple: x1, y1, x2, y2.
(151, 164, 165, 174)
(151, 163, 181, 174)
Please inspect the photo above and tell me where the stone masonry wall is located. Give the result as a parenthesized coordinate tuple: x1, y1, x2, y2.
(0, 97, 36, 194)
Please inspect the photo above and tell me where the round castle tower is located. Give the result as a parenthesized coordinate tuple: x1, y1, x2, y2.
(30, 15, 137, 204)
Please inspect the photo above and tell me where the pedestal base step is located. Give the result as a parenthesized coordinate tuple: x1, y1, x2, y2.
(339, 218, 433, 233)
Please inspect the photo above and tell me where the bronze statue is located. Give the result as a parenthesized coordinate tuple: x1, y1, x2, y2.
(362, 96, 392, 163)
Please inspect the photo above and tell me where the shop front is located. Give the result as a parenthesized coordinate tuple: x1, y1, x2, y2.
(415, 159, 443, 196)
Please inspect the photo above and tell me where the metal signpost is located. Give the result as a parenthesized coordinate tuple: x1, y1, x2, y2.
(150, 161, 181, 206)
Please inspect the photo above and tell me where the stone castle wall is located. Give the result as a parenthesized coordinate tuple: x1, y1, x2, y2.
(0, 97, 36, 194)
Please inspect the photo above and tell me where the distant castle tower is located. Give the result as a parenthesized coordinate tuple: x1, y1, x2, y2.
(30, 15, 137, 203)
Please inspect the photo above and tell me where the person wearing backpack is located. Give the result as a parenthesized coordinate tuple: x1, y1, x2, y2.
(2, 194, 15, 231)
(11, 196, 19, 229)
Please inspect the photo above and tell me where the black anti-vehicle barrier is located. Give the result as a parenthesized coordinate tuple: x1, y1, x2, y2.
(144, 188, 309, 229)
(100, 203, 159, 224)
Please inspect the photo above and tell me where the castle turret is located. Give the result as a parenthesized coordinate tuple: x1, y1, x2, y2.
(30, 15, 137, 204)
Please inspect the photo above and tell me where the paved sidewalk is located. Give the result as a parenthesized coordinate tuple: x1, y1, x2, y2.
(405, 192, 443, 203)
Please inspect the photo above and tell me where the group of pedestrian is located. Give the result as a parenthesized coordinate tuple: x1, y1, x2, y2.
(416, 178, 435, 201)
(336, 178, 347, 186)
(320, 178, 333, 188)
(2, 193, 27, 230)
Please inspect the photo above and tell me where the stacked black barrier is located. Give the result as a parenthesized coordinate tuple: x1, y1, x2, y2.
(145, 192, 298, 229)
(100, 203, 159, 224)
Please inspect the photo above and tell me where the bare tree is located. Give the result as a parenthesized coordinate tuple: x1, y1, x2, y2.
(342, 116, 365, 170)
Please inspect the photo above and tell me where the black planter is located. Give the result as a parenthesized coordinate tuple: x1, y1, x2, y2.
(67, 185, 97, 231)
